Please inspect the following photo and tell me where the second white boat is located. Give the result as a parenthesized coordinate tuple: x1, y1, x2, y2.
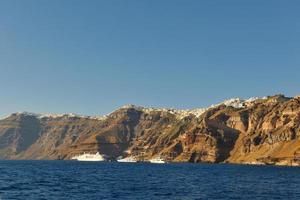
(72, 152, 105, 162)
(149, 156, 166, 164)
(117, 156, 137, 163)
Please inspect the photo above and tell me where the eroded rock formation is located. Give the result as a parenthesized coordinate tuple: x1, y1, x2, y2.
(1, 94, 300, 166)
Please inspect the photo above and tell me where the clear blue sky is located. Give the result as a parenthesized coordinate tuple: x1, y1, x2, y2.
(0, 0, 299, 117)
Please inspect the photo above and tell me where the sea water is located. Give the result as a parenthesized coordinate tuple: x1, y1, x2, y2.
(0, 161, 300, 199)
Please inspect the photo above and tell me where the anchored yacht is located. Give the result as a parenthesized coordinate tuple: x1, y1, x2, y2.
(71, 152, 105, 162)
(117, 156, 137, 163)
(149, 156, 166, 164)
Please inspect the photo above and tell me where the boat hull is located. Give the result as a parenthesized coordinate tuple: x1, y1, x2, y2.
(149, 161, 165, 164)
(77, 159, 105, 162)
(117, 160, 137, 163)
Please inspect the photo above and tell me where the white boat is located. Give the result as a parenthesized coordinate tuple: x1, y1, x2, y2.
(149, 156, 166, 164)
(71, 155, 79, 160)
(72, 152, 105, 162)
(117, 156, 137, 163)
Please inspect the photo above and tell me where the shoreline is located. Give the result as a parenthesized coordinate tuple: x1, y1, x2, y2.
(1, 159, 300, 168)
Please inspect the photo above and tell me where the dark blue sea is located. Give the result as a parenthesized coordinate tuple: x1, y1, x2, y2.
(0, 161, 300, 200)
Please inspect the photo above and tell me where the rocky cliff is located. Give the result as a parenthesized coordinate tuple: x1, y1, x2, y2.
(1, 94, 300, 166)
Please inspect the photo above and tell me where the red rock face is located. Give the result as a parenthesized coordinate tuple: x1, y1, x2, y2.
(1, 95, 300, 166)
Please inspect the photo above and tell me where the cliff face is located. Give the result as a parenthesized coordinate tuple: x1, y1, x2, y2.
(227, 95, 300, 165)
(1, 94, 300, 166)
(0, 114, 41, 158)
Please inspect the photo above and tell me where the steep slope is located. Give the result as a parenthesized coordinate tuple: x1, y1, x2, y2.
(0, 94, 300, 166)
(0, 113, 41, 159)
(227, 95, 300, 165)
